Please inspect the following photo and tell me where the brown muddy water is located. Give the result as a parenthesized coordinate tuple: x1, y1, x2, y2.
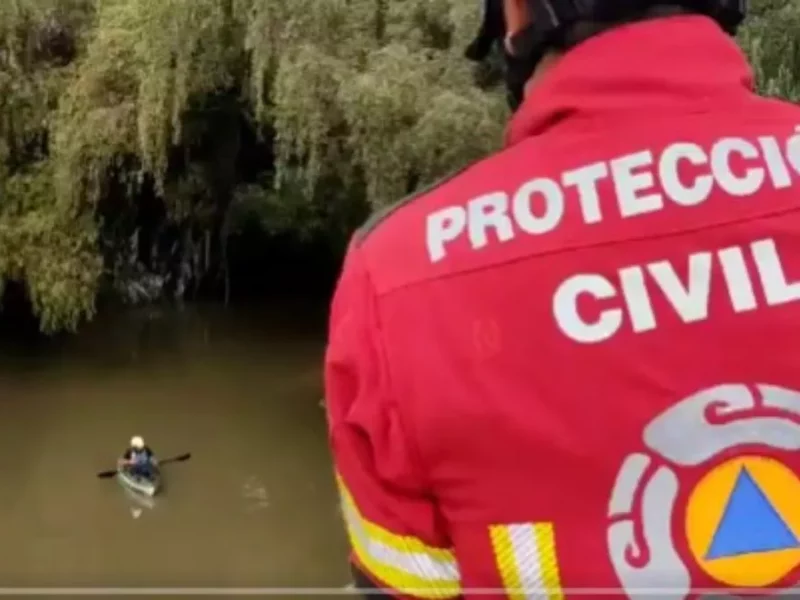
(0, 303, 351, 594)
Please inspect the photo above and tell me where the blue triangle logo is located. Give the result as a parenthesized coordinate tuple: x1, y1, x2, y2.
(705, 466, 800, 560)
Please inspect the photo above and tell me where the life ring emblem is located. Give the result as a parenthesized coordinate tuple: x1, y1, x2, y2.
(607, 384, 800, 600)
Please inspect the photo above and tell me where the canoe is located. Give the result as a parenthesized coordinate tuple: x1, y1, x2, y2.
(117, 464, 162, 497)
(121, 484, 157, 511)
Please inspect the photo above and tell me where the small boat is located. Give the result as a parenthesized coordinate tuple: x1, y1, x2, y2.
(117, 464, 162, 497)
(122, 484, 157, 511)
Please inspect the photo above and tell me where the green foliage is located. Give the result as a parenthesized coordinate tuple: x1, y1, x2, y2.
(245, 0, 505, 205)
(0, 0, 100, 332)
(51, 0, 501, 218)
(738, 0, 800, 100)
(1, 0, 799, 332)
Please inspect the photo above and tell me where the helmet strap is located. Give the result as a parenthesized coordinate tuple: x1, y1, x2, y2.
(502, 0, 746, 109)
(503, 20, 552, 110)
(503, 44, 541, 110)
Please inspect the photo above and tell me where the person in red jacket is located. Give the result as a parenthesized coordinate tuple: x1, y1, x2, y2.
(325, 0, 800, 597)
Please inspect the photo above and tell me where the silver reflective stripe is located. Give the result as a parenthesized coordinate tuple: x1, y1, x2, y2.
(341, 500, 461, 583)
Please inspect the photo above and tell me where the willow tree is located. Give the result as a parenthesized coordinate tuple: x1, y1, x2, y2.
(43, 0, 504, 329)
(239, 0, 506, 207)
(0, 0, 100, 333)
(52, 0, 504, 210)
(738, 0, 800, 100)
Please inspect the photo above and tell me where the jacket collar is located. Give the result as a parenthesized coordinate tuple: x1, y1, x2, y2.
(506, 15, 755, 146)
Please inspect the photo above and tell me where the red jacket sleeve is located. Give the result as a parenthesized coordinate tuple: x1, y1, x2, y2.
(324, 242, 462, 599)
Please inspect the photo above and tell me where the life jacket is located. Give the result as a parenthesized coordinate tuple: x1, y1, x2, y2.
(130, 449, 149, 464)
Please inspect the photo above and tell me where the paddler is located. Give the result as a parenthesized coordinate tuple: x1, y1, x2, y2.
(118, 435, 158, 478)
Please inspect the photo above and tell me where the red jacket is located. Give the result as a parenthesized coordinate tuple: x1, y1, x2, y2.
(325, 15, 800, 599)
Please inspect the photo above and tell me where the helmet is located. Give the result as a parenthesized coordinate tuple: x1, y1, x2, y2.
(130, 436, 145, 449)
(466, 0, 747, 109)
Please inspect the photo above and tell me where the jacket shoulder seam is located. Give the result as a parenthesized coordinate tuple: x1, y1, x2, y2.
(354, 162, 478, 246)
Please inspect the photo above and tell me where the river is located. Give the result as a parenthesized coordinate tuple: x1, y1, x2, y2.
(0, 302, 350, 592)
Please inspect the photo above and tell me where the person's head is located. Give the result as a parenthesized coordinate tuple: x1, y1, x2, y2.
(130, 436, 145, 449)
(466, 0, 747, 111)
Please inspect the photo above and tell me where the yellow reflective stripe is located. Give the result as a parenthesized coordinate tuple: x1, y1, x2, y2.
(490, 522, 563, 600)
(533, 523, 562, 598)
(336, 474, 461, 599)
(490, 525, 526, 600)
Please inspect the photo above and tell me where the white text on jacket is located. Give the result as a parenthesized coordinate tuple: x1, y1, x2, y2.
(425, 134, 800, 262)
(553, 238, 797, 343)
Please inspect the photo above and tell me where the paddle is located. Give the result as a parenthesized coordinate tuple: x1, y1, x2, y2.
(96, 452, 192, 479)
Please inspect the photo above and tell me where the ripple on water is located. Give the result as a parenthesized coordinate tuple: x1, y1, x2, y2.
(241, 475, 270, 512)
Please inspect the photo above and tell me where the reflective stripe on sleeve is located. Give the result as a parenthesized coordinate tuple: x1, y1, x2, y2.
(336, 474, 461, 599)
(489, 522, 564, 600)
